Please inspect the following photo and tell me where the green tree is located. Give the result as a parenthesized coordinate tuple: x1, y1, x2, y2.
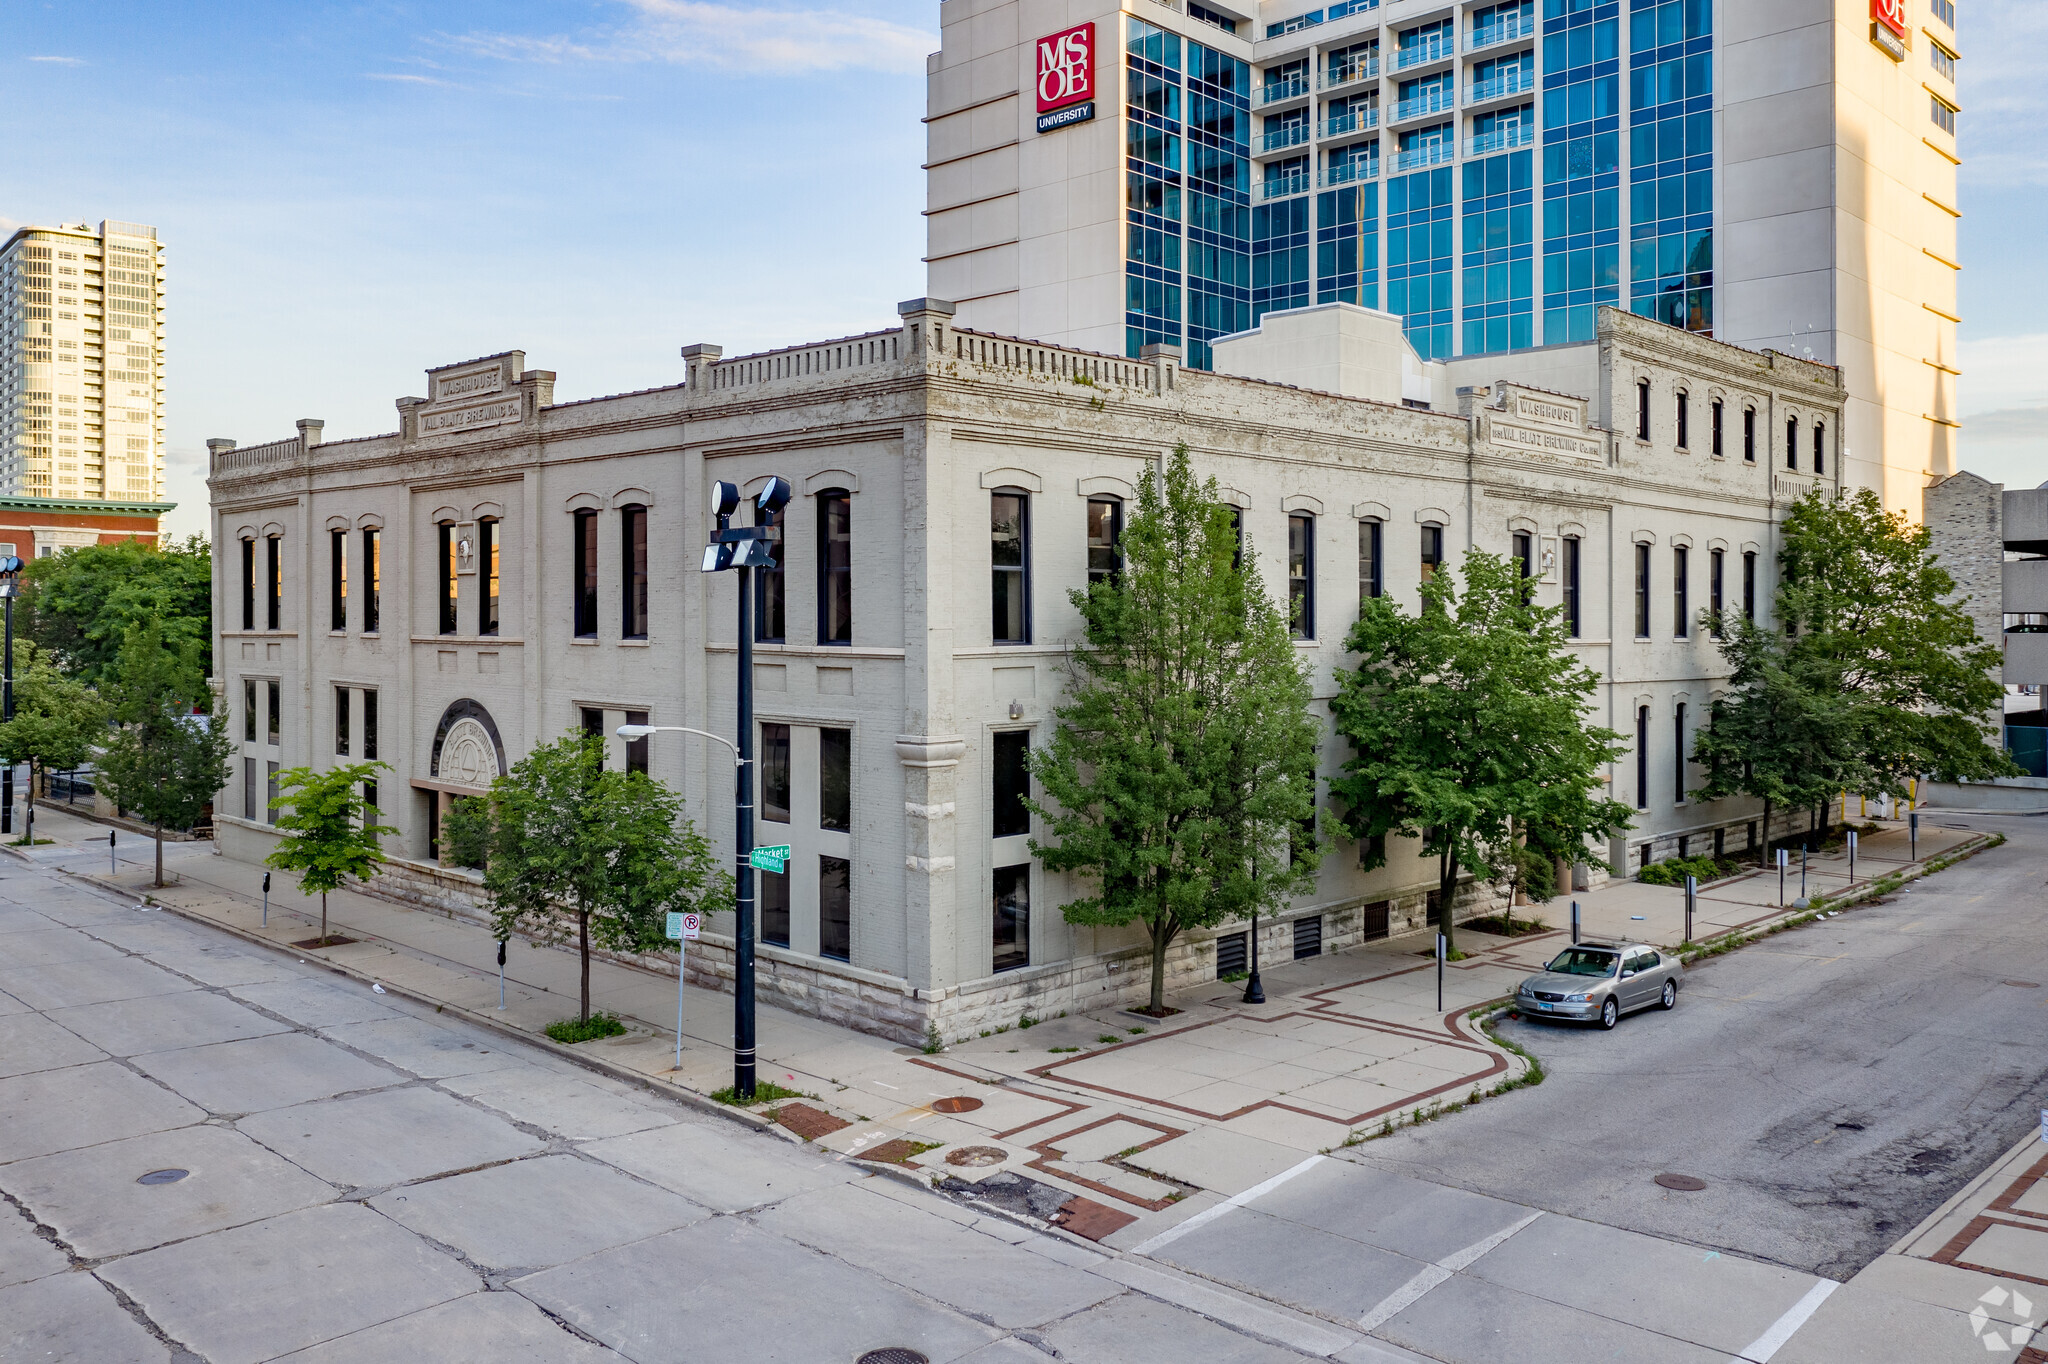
(91, 617, 236, 887)
(1027, 447, 1321, 1014)
(1329, 550, 1633, 957)
(440, 794, 491, 871)
(476, 732, 728, 1023)
(265, 761, 396, 947)
(0, 641, 109, 844)
(19, 537, 212, 686)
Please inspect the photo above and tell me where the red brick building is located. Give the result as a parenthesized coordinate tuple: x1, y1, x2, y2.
(0, 495, 171, 559)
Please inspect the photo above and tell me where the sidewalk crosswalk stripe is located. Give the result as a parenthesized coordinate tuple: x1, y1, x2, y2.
(1730, 1280, 1838, 1363)
(1356, 1209, 1543, 1331)
(1130, 1154, 1325, 1256)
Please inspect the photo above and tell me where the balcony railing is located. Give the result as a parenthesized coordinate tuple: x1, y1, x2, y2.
(1392, 90, 1454, 122)
(1322, 157, 1380, 186)
(1320, 56, 1379, 89)
(1393, 139, 1453, 171)
(1394, 36, 1453, 69)
(1257, 75, 1310, 106)
(1257, 170, 1313, 201)
(1261, 123, 1312, 153)
(1468, 70, 1535, 104)
(1324, 107, 1380, 137)
(1467, 121, 1535, 156)
(1468, 13, 1534, 50)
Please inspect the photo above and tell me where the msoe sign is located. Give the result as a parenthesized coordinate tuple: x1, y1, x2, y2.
(1035, 22, 1095, 133)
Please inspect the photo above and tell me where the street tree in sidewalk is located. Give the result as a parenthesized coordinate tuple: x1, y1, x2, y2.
(1027, 445, 1321, 1014)
(1329, 550, 1633, 958)
(18, 536, 213, 687)
(265, 761, 396, 947)
(92, 617, 237, 888)
(473, 732, 728, 1025)
(0, 640, 109, 845)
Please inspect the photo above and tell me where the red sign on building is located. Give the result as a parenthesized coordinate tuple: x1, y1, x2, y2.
(1036, 23, 1095, 113)
(1870, 0, 1908, 40)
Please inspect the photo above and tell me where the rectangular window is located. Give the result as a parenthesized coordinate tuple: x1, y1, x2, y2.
(1930, 41, 1955, 80)
(624, 709, 649, 777)
(1709, 548, 1724, 637)
(818, 855, 851, 961)
(330, 529, 347, 632)
(1634, 543, 1651, 637)
(1635, 706, 1649, 810)
(818, 491, 852, 645)
(1742, 550, 1757, 622)
(759, 867, 790, 947)
(993, 730, 1031, 838)
(243, 756, 256, 820)
(1087, 497, 1122, 587)
(267, 761, 280, 825)
(479, 519, 500, 636)
(991, 492, 1031, 643)
(1288, 513, 1314, 638)
(1932, 0, 1954, 28)
(335, 686, 350, 756)
(1930, 93, 1956, 135)
(241, 538, 255, 631)
(755, 505, 784, 642)
(1711, 399, 1723, 456)
(1512, 531, 1533, 603)
(621, 505, 648, 639)
(267, 680, 281, 744)
(1786, 417, 1798, 470)
(760, 723, 791, 823)
(1674, 703, 1687, 803)
(581, 706, 604, 740)
(573, 510, 598, 638)
(1813, 422, 1825, 476)
(993, 864, 1030, 971)
(1562, 535, 1581, 637)
(1636, 380, 1650, 440)
(362, 528, 381, 633)
(819, 727, 851, 832)
(438, 522, 457, 635)
(1743, 407, 1756, 463)
(363, 690, 378, 760)
(1676, 392, 1688, 448)
(266, 536, 281, 631)
(1359, 519, 1383, 601)
(243, 678, 257, 743)
(1420, 523, 1444, 585)
(1672, 545, 1688, 637)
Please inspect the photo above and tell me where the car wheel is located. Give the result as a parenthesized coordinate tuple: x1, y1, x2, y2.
(1660, 979, 1677, 1010)
(1599, 997, 1619, 1030)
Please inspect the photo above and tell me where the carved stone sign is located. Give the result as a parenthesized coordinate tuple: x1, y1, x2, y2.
(419, 398, 522, 435)
(436, 367, 505, 402)
(1491, 423, 1605, 460)
(436, 717, 501, 789)
(1513, 395, 1582, 428)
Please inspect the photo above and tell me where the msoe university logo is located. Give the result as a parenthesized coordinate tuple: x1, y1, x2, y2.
(1035, 23, 1095, 133)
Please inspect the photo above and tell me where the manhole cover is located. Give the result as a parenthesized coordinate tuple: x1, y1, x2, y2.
(2002, 980, 2041, 989)
(1912, 1149, 1954, 1165)
(136, 1169, 189, 1185)
(856, 1352, 929, 1364)
(930, 1096, 983, 1114)
(1654, 1173, 1707, 1191)
(944, 1145, 1008, 1168)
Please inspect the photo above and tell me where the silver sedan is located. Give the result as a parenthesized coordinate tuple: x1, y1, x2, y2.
(1513, 941, 1683, 1030)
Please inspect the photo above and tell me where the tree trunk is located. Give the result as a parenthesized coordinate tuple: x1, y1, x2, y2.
(320, 891, 328, 946)
(153, 818, 164, 888)
(1147, 911, 1170, 1014)
(1759, 799, 1773, 869)
(1438, 848, 1459, 959)
(579, 907, 592, 1022)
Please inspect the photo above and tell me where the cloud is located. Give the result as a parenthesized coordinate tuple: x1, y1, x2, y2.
(1959, 0, 2048, 184)
(442, 0, 936, 75)
(27, 56, 85, 66)
(365, 72, 461, 87)
(1959, 333, 2048, 414)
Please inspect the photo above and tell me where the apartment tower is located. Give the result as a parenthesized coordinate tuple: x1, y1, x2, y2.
(0, 220, 166, 505)
(926, 0, 1960, 513)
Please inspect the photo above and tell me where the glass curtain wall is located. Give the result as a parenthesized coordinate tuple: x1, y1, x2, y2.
(1127, 20, 1186, 358)
(1627, 0, 1713, 332)
(1539, 0, 1621, 343)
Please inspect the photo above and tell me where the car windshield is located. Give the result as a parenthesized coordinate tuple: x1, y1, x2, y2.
(1545, 948, 1619, 977)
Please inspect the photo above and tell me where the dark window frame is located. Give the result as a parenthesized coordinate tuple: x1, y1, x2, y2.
(1086, 496, 1123, 588)
(1674, 702, 1688, 803)
(754, 502, 785, 643)
(1634, 542, 1651, 638)
(1675, 391, 1689, 448)
(265, 535, 282, 631)
(819, 855, 852, 962)
(1288, 512, 1315, 639)
(1743, 406, 1756, 463)
(437, 522, 458, 636)
(817, 490, 852, 645)
(1742, 549, 1757, 622)
(1420, 523, 1444, 587)
(991, 490, 1032, 645)
(361, 528, 381, 634)
(1710, 398, 1723, 456)
(329, 529, 347, 632)
(335, 685, 350, 756)
(1813, 421, 1826, 475)
(572, 509, 599, 638)
(478, 517, 500, 637)
(819, 726, 852, 832)
(624, 709, 649, 776)
(1709, 547, 1724, 637)
(1636, 379, 1651, 440)
(1562, 535, 1581, 637)
(993, 863, 1030, 972)
(1635, 705, 1650, 810)
(760, 722, 791, 824)
(267, 679, 281, 744)
(241, 538, 255, 631)
(243, 678, 256, 743)
(620, 504, 649, 640)
(363, 690, 378, 760)
(1786, 416, 1799, 470)
(759, 865, 791, 948)
(1672, 544, 1688, 638)
(992, 730, 1032, 838)
(1359, 518, 1383, 601)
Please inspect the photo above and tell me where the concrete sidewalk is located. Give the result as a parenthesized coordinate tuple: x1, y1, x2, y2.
(20, 804, 1985, 1246)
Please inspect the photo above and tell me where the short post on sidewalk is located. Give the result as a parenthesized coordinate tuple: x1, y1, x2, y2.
(1777, 847, 1788, 907)
(1847, 829, 1857, 884)
(666, 910, 701, 1072)
(1570, 899, 1580, 945)
(1684, 874, 1696, 945)
(261, 871, 270, 927)
(1435, 932, 1445, 1013)
(1909, 810, 1919, 861)
(109, 828, 117, 876)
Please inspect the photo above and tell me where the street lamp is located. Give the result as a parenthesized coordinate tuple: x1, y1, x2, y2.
(688, 475, 790, 1101)
(0, 555, 23, 837)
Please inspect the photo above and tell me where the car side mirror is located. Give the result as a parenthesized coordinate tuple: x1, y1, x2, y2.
(1621, 970, 1636, 978)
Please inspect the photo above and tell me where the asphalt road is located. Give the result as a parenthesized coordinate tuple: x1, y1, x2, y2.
(1340, 811, 2048, 1281)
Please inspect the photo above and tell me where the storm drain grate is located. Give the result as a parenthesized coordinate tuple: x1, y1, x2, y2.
(856, 1351, 930, 1364)
(136, 1169, 189, 1185)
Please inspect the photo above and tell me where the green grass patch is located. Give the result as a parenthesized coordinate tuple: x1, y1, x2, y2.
(708, 1079, 813, 1106)
(1047, 1045, 1082, 1054)
(544, 1012, 627, 1044)
(1096, 1034, 1122, 1044)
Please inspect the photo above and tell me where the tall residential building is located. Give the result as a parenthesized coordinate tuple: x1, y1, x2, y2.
(0, 219, 167, 505)
(926, 0, 1960, 513)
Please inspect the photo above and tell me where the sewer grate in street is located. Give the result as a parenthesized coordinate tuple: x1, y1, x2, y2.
(930, 1096, 983, 1114)
(136, 1169, 188, 1185)
(856, 1351, 929, 1364)
(1654, 1173, 1707, 1191)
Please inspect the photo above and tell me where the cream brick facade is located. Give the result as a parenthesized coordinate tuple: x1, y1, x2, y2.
(208, 303, 1841, 1042)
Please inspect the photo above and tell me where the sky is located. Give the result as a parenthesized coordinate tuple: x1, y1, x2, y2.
(1, 0, 2041, 544)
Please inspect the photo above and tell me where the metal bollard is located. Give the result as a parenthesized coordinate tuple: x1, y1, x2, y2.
(1684, 875, 1696, 945)
(1777, 847, 1788, 907)
(1801, 845, 1809, 899)
(261, 871, 270, 927)
(1909, 810, 1919, 861)
(1848, 829, 1858, 884)
(497, 937, 507, 1011)
(1571, 899, 1581, 945)
(109, 828, 116, 876)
